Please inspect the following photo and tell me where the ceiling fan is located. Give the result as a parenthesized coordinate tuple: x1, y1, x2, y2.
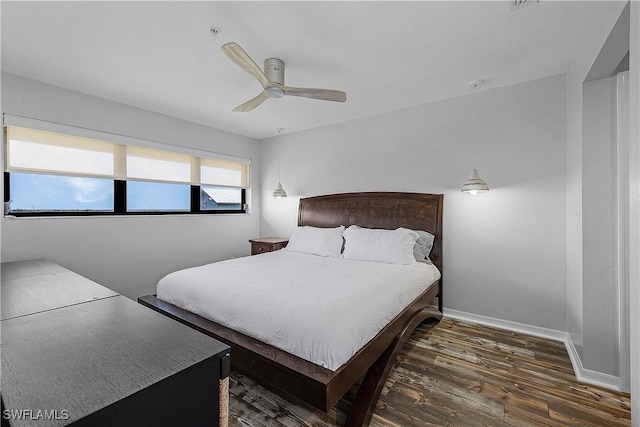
(221, 42, 347, 112)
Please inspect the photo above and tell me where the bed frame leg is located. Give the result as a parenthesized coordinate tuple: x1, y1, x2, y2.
(345, 306, 442, 427)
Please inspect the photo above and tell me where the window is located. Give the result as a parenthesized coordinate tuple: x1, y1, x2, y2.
(9, 172, 114, 213)
(3, 122, 250, 216)
(127, 181, 191, 212)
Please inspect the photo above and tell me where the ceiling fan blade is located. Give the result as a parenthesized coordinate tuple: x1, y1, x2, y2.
(232, 90, 269, 112)
(280, 84, 347, 103)
(221, 42, 270, 88)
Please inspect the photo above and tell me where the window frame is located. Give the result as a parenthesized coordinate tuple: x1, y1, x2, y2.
(3, 173, 247, 217)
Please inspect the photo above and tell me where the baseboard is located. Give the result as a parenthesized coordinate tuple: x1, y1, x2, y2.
(443, 308, 623, 392)
(563, 336, 623, 391)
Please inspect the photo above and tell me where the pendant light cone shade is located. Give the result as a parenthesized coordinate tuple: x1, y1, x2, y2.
(273, 128, 287, 198)
(461, 168, 489, 195)
(273, 182, 287, 199)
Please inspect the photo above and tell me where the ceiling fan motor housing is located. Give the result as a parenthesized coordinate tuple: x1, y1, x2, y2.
(264, 58, 285, 84)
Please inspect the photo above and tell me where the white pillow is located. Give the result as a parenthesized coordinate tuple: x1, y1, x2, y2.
(342, 226, 419, 265)
(284, 225, 345, 257)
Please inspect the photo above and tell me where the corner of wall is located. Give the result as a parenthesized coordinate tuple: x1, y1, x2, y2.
(564, 334, 624, 391)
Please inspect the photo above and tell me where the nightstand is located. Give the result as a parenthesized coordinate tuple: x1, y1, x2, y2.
(249, 237, 289, 255)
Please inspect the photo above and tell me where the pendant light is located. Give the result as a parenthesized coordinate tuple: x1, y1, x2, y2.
(272, 128, 287, 199)
(461, 80, 490, 195)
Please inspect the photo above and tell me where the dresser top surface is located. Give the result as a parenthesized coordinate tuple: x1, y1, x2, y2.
(1, 295, 229, 426)
(1, 259, 118, 320)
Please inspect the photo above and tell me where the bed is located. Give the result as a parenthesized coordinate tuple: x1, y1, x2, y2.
(138, 191, 443, 426)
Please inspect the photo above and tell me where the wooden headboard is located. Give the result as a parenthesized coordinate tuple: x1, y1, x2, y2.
(298, 192, 443, 275)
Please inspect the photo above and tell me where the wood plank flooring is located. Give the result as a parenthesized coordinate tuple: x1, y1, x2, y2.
(228, 318, 631, 426)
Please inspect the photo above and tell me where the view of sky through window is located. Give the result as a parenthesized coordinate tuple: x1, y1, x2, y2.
(127, 181, 190, 212)
(9, 173, 192, 212)
(10, 173, 113, 211)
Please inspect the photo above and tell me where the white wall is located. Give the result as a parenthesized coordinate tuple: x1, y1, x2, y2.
(582, 76, 618, 376)
(564, 0, 629, 390)
(628, 1, 640, 422)
(260, 75, 568, 331)
(566, 71, 586, 360)
(0, 73, 261, 300)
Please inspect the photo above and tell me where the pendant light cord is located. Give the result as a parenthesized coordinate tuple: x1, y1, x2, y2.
(277, 128, 283, 182)
(473, 83, 477, 170)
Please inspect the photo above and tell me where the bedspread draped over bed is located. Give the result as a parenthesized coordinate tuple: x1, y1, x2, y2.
(156, 250, 441, 371)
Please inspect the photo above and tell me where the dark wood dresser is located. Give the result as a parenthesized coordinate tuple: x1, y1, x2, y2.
(1, 259, 230, 427)
(249, 237, 288, 255)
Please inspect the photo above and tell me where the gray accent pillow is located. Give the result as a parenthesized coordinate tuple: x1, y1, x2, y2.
(413, 230, 435, 264)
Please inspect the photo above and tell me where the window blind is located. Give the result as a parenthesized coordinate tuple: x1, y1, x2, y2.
(127, 146, 192, 184)
(4, 125, 250, 188)
(201, 158, 250, 188)
(6, 126, 114, 178)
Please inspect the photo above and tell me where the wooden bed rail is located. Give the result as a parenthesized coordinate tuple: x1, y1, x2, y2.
(346, 306, 443, 427)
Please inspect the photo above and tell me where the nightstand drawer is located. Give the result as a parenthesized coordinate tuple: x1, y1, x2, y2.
(249, 238, 289, 255)
(252, 242, 273, 255)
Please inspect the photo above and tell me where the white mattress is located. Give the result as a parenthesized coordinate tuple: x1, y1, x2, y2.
(156, 250, 440, 371)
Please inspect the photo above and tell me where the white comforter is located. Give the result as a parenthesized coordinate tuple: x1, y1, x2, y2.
(156, 250, 440, 371)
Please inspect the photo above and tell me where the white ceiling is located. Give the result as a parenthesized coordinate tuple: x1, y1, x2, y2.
(1, 1, 618, 140)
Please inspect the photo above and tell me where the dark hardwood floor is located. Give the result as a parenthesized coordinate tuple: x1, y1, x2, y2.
(228, 318, 631, 426)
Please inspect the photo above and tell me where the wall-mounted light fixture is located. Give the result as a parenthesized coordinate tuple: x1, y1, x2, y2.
(272, 128, 287, 199)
